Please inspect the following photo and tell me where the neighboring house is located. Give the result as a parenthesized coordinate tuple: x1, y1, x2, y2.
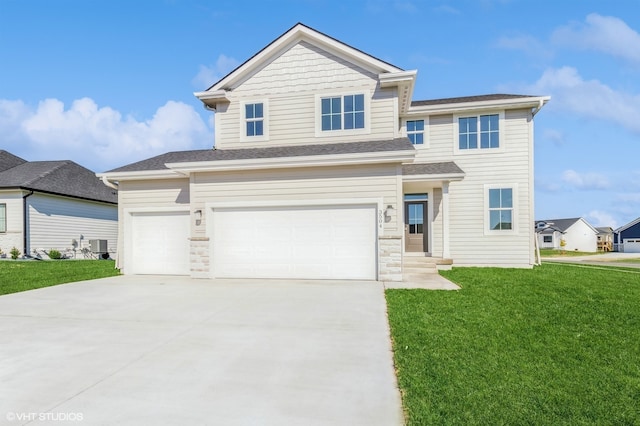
(0, 150, 118, 259)
(614, 217, 640, 253)
(536, 218, 598, 252)
(98, 23, 549, 280)
(596, 226, 613, 252)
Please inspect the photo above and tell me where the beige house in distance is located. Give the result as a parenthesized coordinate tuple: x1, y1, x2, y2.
(98, 23, 549, 281)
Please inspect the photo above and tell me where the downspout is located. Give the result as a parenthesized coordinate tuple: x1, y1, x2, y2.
(101, 175, 118, 190)
(531, 99, 544, 117)
(22, 190, 34, 257)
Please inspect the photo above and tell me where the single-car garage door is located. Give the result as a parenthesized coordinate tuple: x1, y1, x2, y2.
(130, 211, 190, 275)
(213, 205, 377, 280)
(624, 239, 640, 253)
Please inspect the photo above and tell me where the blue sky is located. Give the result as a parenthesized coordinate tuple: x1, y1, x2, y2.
(1, 0, 638, 228)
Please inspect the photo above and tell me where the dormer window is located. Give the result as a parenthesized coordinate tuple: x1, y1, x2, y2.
(321, 94, 365, 131)
(245, 103, 264, 136)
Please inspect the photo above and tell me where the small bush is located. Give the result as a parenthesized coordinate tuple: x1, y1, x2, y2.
(48, 249, 62, 260)
(10, 247, 20, 260)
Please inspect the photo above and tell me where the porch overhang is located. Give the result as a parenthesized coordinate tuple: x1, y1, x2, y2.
(402, 162, 465, 183)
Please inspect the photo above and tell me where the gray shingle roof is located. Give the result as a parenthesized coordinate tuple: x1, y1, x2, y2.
(537, 218, 581, 234)
(402, 162, 464, 176)
(411, 94, 538, 107)
(0, 157, 117, 204)
(107, 138, 415, 173)
(0, 150, 27, 172)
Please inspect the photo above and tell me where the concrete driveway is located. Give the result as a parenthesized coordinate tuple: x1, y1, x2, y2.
(0, 276, 403, 426)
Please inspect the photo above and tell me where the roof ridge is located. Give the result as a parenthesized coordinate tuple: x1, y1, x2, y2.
(23, 160, 71, 186)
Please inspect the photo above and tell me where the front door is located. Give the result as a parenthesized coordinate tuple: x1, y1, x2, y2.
(404, 197, 428, 252)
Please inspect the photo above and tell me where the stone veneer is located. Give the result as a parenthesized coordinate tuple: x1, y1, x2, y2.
(378, 235, 402, 281)
(189, 237, 210, 279)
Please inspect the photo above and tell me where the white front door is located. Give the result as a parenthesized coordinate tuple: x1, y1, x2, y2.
(212, 205, 376, 280)
(130, 211, 190, 275)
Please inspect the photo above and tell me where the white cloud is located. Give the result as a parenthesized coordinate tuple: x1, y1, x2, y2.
(541, 128, 566, 146)
(528, 66, 640, 133)
(192, 54, 240, 89)
(552, 14, 640, 64)
(1, 97, 211, 172)
(562, 169, 610, 190)
(586, 210, 618, 229)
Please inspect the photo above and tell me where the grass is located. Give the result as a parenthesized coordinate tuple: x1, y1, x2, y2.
(612, 258, 640, 264)
(539, 249, 600, 257)
(386, 263, 640, 425)
(0, 260, 120, 296)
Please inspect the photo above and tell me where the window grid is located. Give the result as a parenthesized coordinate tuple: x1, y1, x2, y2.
(407, 120, 424, 145)
(321, 94, 365, 131)
(488, 188, 513, 230)
(459, 114, 499, 150)
(245, 103, 264, 137)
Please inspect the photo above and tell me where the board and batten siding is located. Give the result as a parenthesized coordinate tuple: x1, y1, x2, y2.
(26, 193, 117, 258)
(215, 41, 397, 149)
(414, 109, 535, 266)
(190, 164, 402, 236)
(0, 190, 26, 253)
(116, 178, 190, 270)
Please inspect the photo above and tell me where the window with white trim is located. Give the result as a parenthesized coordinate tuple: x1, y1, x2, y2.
(245, 103, 264, 137)
(0, 203, 6, 233)
(488, 187, 513, 231)
(407, 120, 424, 145)
(458, 113, 500, 150)
(321, 94, 365, 131)
(543, 235, 552, 243)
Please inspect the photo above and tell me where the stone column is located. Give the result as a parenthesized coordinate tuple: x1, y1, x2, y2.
(378, 235, 402, 281)
(189, 237, 210, 279)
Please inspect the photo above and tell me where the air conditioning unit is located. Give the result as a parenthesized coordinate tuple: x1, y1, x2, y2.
(89, 239, 108, 254)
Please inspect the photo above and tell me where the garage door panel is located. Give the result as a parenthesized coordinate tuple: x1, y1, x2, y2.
(131, 211, 190, 275)
(624, 239, 640, 253)
(213, 205, 376, 280)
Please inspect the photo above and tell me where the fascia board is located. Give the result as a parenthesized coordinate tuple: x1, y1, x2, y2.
(96, 169, 181, 181)
(166, 150, 416, 174)
(402, 173, 465, 182)
(378, 70, 417, 87)
(406, 96, 551, 115)
(615, 216, 640, 233)
(193, 89, 229, 103)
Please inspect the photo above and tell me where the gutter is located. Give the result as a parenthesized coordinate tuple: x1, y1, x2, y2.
(531, 99, 545, 117)
(101, 175, 119, 190)
(22, 190, 34, 257)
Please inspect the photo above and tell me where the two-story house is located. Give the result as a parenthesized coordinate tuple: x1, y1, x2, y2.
(98, 23, 549, 280)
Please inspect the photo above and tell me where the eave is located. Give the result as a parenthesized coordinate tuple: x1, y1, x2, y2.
(379, 70, 417, 114)
(404, 96, 551, 116)
(166, 150, 416, 175)
(402, 172, 465, 182)
(96, 169, 182, 182)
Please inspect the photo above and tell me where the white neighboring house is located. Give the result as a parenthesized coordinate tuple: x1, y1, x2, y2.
(0, 150, 118, 259)
(537, 218, 598, 252)
(98, 23, 549, 280)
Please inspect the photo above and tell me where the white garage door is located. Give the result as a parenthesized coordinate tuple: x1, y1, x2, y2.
(130, 211, 190, 275)
(623, 239, 640, 253)
(213, 205, 377, 280)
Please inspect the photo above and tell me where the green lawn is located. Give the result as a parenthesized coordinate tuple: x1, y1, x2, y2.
(0, 260, 120, 296)
(386, 264, 640, 425)
(539, 249, 600, 257)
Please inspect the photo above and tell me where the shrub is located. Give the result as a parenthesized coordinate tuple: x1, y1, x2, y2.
(48, 249, 62, 260)
(10, 247, 20, 260)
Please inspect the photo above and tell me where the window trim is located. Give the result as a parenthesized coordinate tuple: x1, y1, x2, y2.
(543, 235, 553, 243)
(315, 91, 371, 137)
(403, 117, 429, 148)
(0, 203, 5, 233)
(454, 111, 505, 155)
(484, 184, 517, 235)
(240, 100, 269, 142)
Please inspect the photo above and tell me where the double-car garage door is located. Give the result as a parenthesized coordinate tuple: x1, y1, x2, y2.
(129, 205, 377, 280)
(624, 239, 640, 253)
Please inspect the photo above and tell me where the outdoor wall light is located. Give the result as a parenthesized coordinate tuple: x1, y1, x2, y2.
(194, 209, 202, 223)
(384, 205, 394, 221)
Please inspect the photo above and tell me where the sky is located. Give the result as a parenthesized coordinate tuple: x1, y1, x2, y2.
(0, 0, 639, 229)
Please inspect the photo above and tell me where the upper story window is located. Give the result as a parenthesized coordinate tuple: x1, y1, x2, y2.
(0, 203, 6, 233)
(488, 187, 513, 231)
(321, 94, 365, 131)
(458, 113, 500, 150)
(245, 103, 264, 137)
(407, 120, 424, 145)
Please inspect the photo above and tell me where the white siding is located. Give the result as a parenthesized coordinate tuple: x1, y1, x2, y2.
(411, 109, 535, 266)
(563, 221, 598, 252)
(27, 193, 117, 258)
(215, 41, 397, 149)
(0, 190, 25, 255)
(191, 164, 401, 236)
